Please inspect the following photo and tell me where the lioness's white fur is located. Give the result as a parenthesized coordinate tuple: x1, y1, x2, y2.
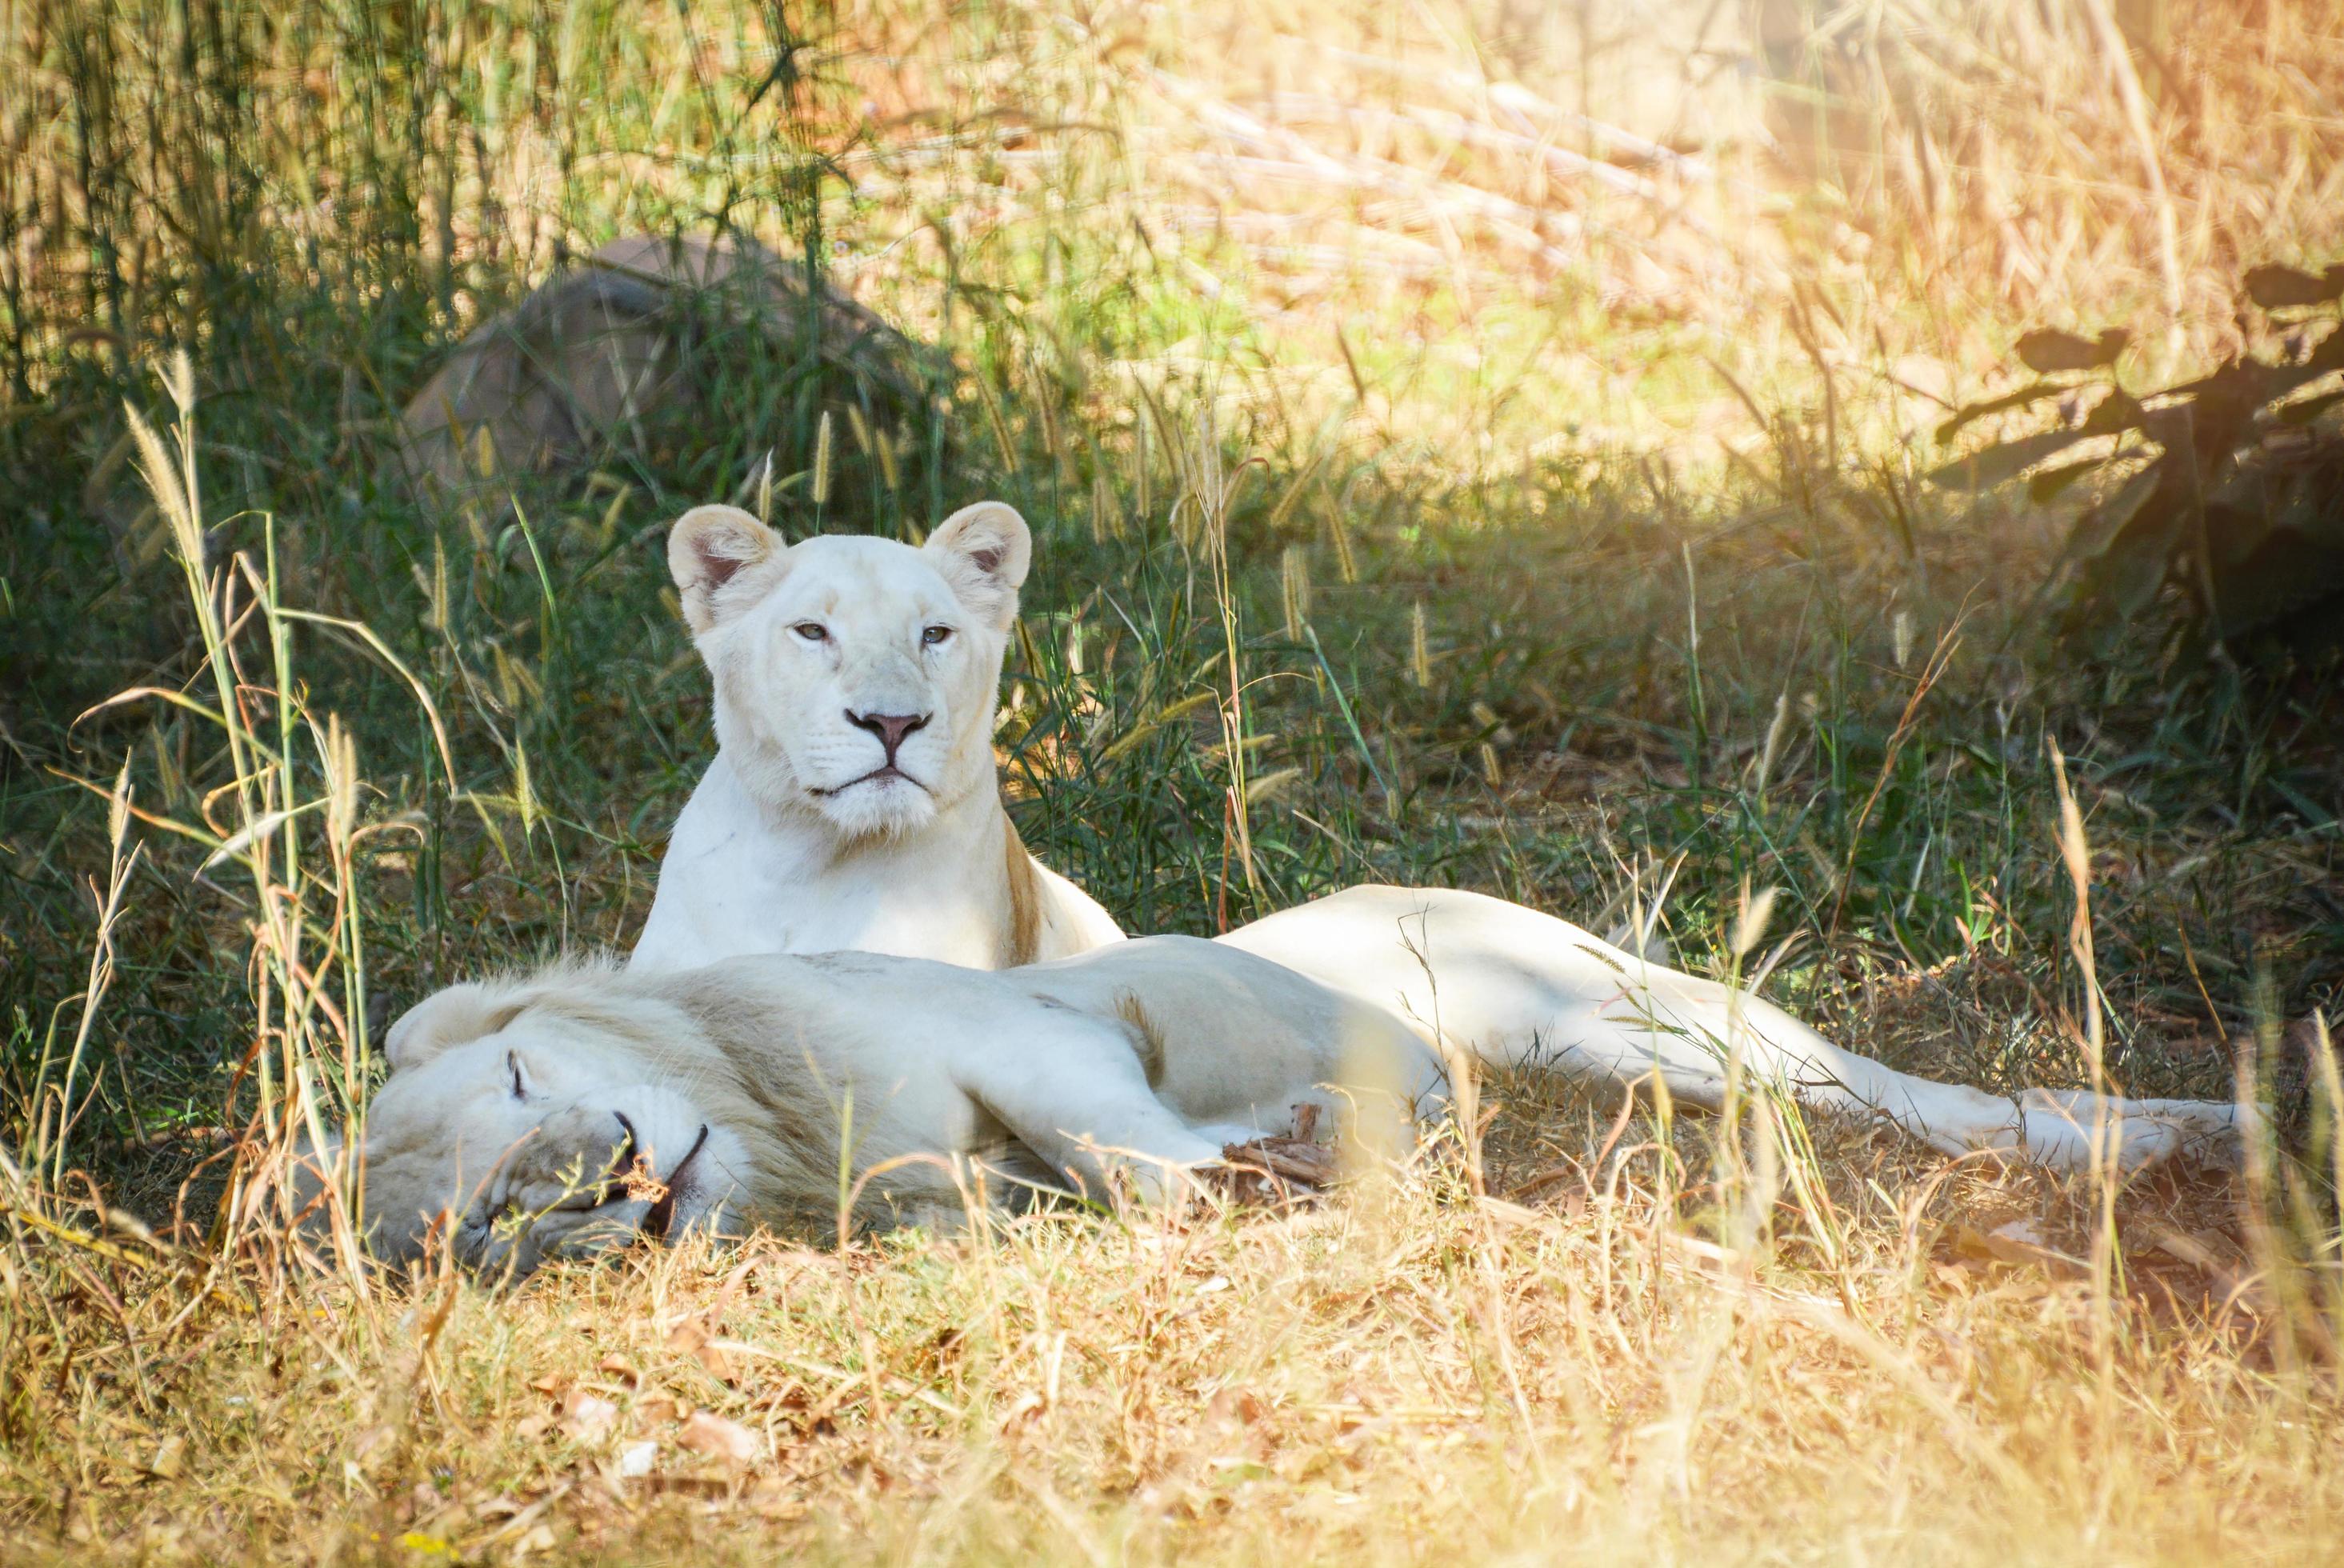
(630, 510, 2240, 1177)
(631, 500, 1123, 972)
(1217, 883, 2238, 1170)
(362, 938, 1440, 1274)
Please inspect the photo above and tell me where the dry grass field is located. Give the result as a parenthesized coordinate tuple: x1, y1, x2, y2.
(2, 1, 2342, 1562)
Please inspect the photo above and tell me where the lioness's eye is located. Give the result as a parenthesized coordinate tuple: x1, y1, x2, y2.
(922, 625, 954, 647)
(506, 1050, 529, 1102)
(792, 622, 829, 644)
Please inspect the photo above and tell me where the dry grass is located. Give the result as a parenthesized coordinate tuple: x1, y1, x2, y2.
(6, 1103, 2342, 1565)
(11, 0, 2344, 459)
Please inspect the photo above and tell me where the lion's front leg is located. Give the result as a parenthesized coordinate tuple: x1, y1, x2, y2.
(952, 1015, 1227, 1206)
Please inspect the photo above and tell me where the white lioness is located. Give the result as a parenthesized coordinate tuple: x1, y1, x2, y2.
(631, 504, 2239, 1175)
(632, 500, 1124, 970)
(361, 937, 1440, 1274)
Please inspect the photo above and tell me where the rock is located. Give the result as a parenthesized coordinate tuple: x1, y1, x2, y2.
(390, 234, 933, 506)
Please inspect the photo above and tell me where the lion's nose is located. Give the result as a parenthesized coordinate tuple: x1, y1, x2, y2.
(844, 709, 930, 761)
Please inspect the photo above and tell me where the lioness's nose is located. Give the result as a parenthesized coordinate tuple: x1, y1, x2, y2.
(845, 709, 930, 759)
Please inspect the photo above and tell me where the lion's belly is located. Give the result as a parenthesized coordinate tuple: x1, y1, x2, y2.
(842, 1069, 994, 1162)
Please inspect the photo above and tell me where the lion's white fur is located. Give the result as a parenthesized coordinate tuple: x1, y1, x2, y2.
(631, 500, 1123, 973)
(362, 938, 1442, 1272)
(626, 516, 2242, 1180)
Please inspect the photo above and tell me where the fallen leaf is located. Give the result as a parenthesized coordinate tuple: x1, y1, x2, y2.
(514, 1414, 554, 1441)
(1219, 1134, 1336, 1189)
(1476, 1196, 1540, 1229)
(2151, 1228, 2264, 1310)
(411, 1498, 471, 1539)
(559, 1390, 620, 1446)
(678, 1410, 759, 1466)
(666, 1316, 737, 1380)
(1950, 1218, 2086, 1277)
(597, 1355, 641, 1385)
(636, 1394, 682, 1426)
(146, 1434, 187, 1481)
(1206, 1388, 1269, 1426)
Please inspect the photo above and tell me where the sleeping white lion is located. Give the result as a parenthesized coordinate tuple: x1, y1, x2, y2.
(621, 500, 2240, 1180)
(362, 916, 2239, 1274)
(360, 936, 1439, 1274)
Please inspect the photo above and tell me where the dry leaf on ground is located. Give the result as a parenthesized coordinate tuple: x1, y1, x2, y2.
(678, 1410, 759, 1466)
(558, 1390, 620, 1446)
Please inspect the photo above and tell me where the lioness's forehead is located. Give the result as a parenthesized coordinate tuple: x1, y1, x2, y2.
(771, 536, 957, 620)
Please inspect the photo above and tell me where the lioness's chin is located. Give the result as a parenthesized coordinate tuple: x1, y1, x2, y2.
(813, 779, 940, 840)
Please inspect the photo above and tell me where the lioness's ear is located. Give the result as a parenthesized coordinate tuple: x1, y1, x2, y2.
(668, 505, 782, 634)
(383, 982, 529, 1072)
(923, 501, 1031, 629)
